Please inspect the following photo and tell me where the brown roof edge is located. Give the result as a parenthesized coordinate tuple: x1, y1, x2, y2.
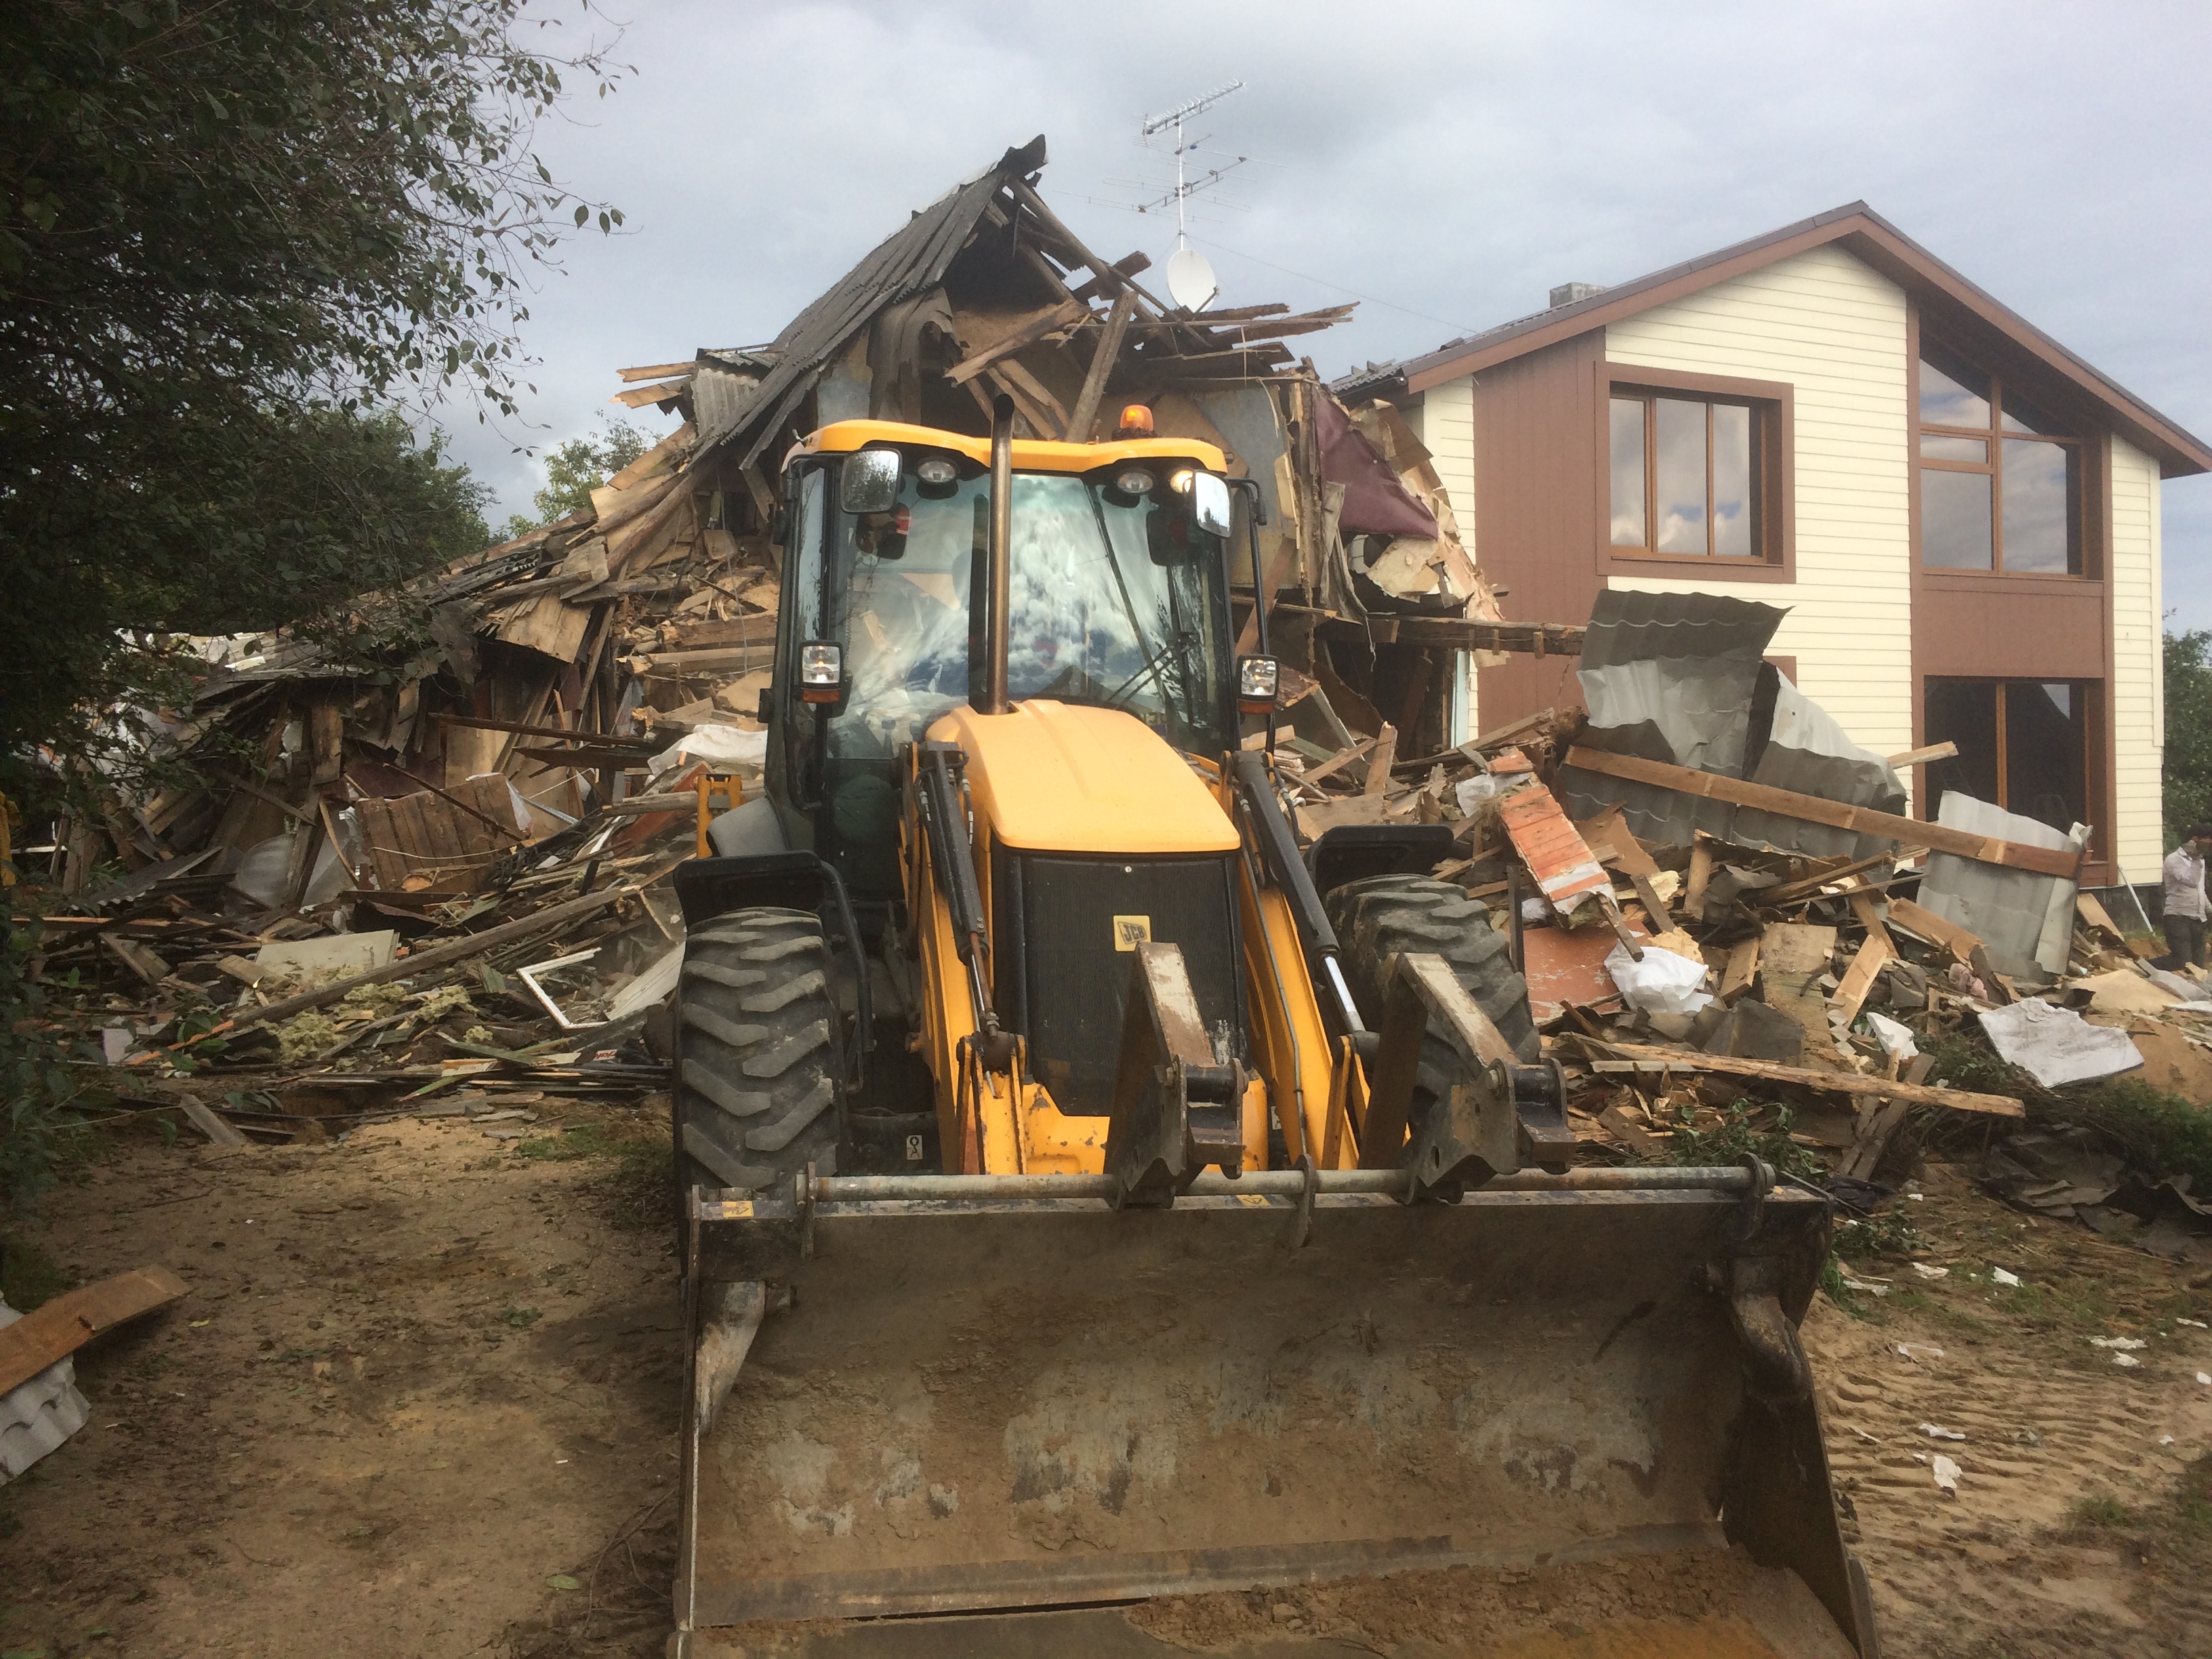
(1404, 203, 2211, 478)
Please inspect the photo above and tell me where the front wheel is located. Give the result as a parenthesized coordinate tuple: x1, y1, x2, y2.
(672, 907, 846, 1216)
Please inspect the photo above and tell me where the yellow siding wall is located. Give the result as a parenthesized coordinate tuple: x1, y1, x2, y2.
(1406, 376, 1480, 735)
(2112, 436, 2165, 877)
(1601, 245, 1917, 792)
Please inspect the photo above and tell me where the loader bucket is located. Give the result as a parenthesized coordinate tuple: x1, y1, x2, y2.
(673, 1170, 1876, 1658)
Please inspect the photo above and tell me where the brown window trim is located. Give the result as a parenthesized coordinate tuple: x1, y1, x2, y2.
(1594, 361, 1795, 584)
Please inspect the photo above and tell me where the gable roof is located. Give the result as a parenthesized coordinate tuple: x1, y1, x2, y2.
(1395, 203, 2210, 478)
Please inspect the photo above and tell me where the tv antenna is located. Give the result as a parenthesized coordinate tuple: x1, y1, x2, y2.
(1125, 81, 1248, 311)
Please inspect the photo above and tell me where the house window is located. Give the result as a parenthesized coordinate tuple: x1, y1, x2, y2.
(1918, 342, 2081, 574)
(1610, 390, 1765, 558)
(1923, 678, 2089, 833)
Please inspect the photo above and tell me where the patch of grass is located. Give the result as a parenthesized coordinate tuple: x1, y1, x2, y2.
(0, 1236, 72, 1313)
(2070, 1491, 2135, 1530)
(1662, 1097, 1824, 1180)
(514, 1122, 623, 1162)
(1834, 1207, 1925, 1263)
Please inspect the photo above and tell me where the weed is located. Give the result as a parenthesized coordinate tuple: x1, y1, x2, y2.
(1664, 1098, 1824, 1181)
(515, 1122, 622, 1162)
(2070, 1492, 2133, 1530)
(500, 1306, 541, 1329)
(1834, 1208, 1925, 1263)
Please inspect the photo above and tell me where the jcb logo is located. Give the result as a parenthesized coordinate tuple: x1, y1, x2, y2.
(1112, 915, 1152, 951)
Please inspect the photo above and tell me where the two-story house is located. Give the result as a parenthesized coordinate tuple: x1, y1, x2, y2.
(1345, 203, 2209, 889)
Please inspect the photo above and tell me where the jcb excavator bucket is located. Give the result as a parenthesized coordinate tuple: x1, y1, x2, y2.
(672, 1167, 1877, 1658)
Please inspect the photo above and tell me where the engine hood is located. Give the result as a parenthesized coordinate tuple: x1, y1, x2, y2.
(926, 700, 1238, 855)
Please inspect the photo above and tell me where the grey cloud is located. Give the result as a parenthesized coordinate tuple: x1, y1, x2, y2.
(432, 0, 2211, 621)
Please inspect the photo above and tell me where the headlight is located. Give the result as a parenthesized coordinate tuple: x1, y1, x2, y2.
(1115, 467, 1155, 496)
(1237, 653, 1279, 713)
(799, 641, 842, 703)
(916, 455, 958, 487)
(1168, 468, 1195, 495)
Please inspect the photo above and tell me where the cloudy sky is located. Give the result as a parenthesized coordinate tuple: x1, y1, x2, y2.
(436, 0, 2212, 624)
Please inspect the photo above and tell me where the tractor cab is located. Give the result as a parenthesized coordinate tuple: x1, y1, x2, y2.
(762, 417, 1249, 903)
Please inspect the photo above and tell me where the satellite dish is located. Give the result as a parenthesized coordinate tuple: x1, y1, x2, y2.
(1166, 247, 1218, 313)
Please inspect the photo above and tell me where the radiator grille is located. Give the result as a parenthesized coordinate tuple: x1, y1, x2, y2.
(1008, 854, 1244, 1117)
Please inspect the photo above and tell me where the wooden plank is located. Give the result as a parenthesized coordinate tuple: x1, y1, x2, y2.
(1761, 922, 1837, 975)
(1887, 896, 1983, 960)
(1630, 872, 1672, 926)
(0, 1267, 190, 1395)
(946, 299, 1088, 386)
(1314, 614, 1586, 656)
(611, 378, 686, 408)
(1296, 737, 1377, 788)
(178, 1097, 250, 1147)
(354, 800, 409, 891)
(1830, 932, 1895, 1028)
(1587, 1049, 2023, 1117)
(1885, 741, 1959, 768)
(1845, 886, 1893, 948)
(1066, 288, 1136, 443)
(1563, 745, 2084, 880)
(1719, 937, 1761, 1002)
(636, 645, 779, 677)
(1761, 846, 1918, 907)
(1683, 836, 1715, 920)
(1362, 723, 1398, 797)
(615, 361, 695, 383)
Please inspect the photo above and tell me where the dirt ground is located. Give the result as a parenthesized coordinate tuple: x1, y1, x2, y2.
(6, 1121, 2212, 1658)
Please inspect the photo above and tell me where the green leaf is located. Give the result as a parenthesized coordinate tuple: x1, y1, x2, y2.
(547, 1574, 582, 1591)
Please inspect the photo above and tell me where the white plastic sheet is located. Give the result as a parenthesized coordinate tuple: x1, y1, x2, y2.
(1978, 999, 2143, 1089)
(1603, 942, 1713, 1016)
(651, 723, 769, 779)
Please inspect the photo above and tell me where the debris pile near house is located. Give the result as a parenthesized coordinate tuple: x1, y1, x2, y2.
(1315, 589, 2212, 1260)
(14, 135, 1541, 1143)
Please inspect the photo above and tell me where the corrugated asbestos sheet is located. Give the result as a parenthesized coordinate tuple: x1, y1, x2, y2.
(711, 136, 1050, 468)
(1562, 590, 1906, 858)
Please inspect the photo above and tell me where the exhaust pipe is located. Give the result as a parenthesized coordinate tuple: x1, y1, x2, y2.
(981, 393, 1014, 716)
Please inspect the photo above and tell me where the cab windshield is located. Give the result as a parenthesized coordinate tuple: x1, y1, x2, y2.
(823, 461, 1233, 760)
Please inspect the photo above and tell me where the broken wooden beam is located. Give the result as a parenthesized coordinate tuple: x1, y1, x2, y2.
(1588, 1047, 2024, 1116)
(1309, 613, 1587, 657)
(1562, 746, 2085, 880)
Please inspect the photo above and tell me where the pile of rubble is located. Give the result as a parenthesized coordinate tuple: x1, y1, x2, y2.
(11, 135, 1522, 1143)
(1328, 589, 2210, 1255)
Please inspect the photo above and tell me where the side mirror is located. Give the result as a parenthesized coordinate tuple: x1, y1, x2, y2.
(840, 447, 902, 514)
(1191, 471, 1233, 539)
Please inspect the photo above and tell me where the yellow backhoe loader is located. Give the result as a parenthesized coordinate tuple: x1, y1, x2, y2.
(664, 397, 1879, 1656)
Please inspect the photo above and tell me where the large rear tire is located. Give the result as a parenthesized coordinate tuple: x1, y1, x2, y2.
(674, 907, 846, 1208)
(1324, 874, 1538, 1155)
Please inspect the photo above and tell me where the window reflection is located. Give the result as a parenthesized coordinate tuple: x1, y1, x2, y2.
(1609, 397, 1646, 546)
(1923, 678, 2088, 834)
(2001, 439, 2074, 574)
(1921, 469, 1993, 569)
(1919, 344, 1991, 428)
(1713, 404, 1753, 556)
(1920, 435, 1987, 463)
(1654, 398, 1707, 554)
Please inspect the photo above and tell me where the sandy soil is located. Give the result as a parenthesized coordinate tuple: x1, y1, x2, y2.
(5, 1130, 2212, 1658)
(0, 1107, 683, 1659)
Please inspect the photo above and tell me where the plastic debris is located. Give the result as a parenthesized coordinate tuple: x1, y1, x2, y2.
(2113, 1353, 2144, 1368)
(1931, 1453, 1961, 1494)
(1898, 1343, 1946, 1363)
(1604, 941, 1713, 1016)
(1910, 1262, 1949, 1279)
(1991, 1266, 2023, 1287)
(1919, 1423, 1967, 1441)
(2090, 1336, 2148, 1350)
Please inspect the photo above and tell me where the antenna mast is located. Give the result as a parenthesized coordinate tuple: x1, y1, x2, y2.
(1139, 81, 1245, 253)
